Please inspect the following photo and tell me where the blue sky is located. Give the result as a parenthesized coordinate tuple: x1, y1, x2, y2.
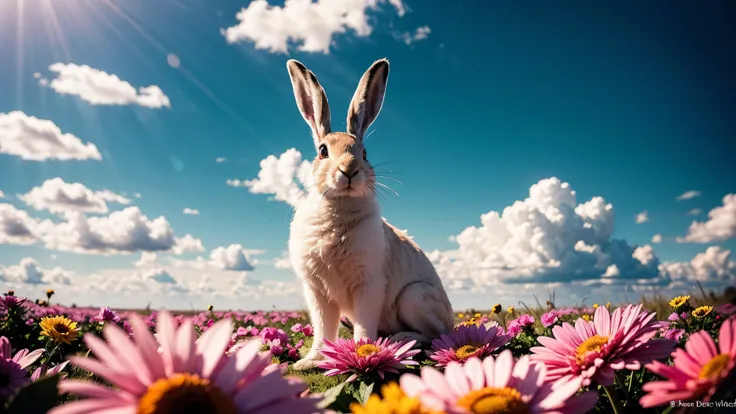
(1, 0, 734, 310)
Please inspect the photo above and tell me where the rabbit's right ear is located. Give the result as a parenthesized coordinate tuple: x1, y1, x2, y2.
(286, 60, 331, 146)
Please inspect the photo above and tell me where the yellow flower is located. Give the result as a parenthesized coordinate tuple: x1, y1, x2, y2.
(669, 295, 691, 309)
(350, 382, 440, 414)
(456, 318, 480, 328)
(457, 313, 464, 318)
(692, 306, 713, 319)
(593, 304, 599, 309)
(39, 315, 79, 344)
(207, 305, 214, 311)
(491, 304, 502, 314)
(606, 302, 611, 309)
(473, 313, 481, 318)
(507, 306, 515, 314)
(582, 314, 591, 322)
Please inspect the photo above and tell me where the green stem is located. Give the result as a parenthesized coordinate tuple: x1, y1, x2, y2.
(46, 342, 62, 361)
(604, 385, 624, 414)
(615, 372, 630, 402)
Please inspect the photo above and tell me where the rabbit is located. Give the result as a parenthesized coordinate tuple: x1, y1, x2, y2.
(285, 58, 455, 370)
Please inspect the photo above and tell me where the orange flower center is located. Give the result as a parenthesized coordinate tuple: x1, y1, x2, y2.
(575, 335, 608, 365)
(54, 323, 70, 334)
(356, 344, 381, 358)
(699, 354, 731, 380)
(456, 387, 529, 414)
(455, 344, 483, 360)
(137, 373, 236, 414)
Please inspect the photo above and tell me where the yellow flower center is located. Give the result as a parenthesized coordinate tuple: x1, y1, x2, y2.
(575, 335, 608, 365)
(699, 354, 731, 380)
(356, 344, 381, 358)
(456, 387, 529, 414)
(581, 314, 591, 322)
(137, 373, 236, 414)
(455, 343, 485, 360)
(350, 383, 440, 414)
(692, 306, 713, 318)
(669, 295, 690, 309)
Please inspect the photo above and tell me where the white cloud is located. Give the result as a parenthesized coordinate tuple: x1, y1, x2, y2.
(273, 251, 292, 270)
(427, 178, 666, 289)
(134, 252, 158, 268)
(222, 0, 409, 54)
(0, 204, 47, 245)
(0, 111, 101, 161)
(41, 207, 204, 255)
(687, 208, 702, 216)
(39, 63, 170, 109)
(635, 210, 649, 224)
(215, 157, 227, 163)
(676, 190, 701, 201)
(0, 258, 73, 285)
(678, 194, 736, 243)
(651, 234, 662, 244)
(232, 148, 312, 207)
(401, 25, 431, 45)
(0, 190, 5, 199)
(183, 208, 200, 215)
(133, 268, 177, 284)
(209, 244, 256, 271)
(19, 177, 130, 215)
(662, 247, 736, 287)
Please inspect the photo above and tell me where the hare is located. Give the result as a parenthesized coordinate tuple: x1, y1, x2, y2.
(286, 58, 454, 370)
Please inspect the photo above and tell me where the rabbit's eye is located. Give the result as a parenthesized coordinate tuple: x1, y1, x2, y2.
(318, 144, 329, 159)
(363, 149, 367, 160)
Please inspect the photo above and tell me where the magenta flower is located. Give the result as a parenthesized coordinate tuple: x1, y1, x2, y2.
(290, 323, 303, 333)
(317, 337, 420, 382)
(0, 295, 26, 309)
(94, 307, 121, 323)
(530, 304, 675, 386)
(541, 312, 559, 327)
(661, 328, 685, 342)
(50, 311, 318, 414)
(0, 336, 44, 397)
(427, 323, 511, 367)
(301, 324, 314, 337)
(260, 327, 288, 345)
(400, 350, 598, 414)
(641, 317, 736, 407)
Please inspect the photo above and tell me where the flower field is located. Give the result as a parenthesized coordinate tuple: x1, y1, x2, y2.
(1, 290, 735, 413)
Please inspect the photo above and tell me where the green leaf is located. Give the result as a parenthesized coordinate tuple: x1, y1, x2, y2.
(316, 382, 346, 409)
(7, 374, 60, 414)
(356, 381, 374, 404)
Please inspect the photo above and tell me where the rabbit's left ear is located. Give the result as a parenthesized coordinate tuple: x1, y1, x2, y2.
(287, 59, 331, 146)
(347, 58, 390, 141)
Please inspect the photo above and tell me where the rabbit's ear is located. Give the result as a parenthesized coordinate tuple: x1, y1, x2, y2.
(286, 59, 331, 145)
(347, 58, 390, 141)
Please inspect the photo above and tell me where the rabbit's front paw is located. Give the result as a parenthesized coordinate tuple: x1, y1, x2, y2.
(293, 356, 323, 371)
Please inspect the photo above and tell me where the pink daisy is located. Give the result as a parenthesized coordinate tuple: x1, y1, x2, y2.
(0, 336, 45, 397)
(640, 316, 736, 407)
(530, 304, 675, 386)
(427, 323, 511, 367)
(400, 350, 598, 414)
(317, 337, 420, 382)
(50, 311, 318, 414)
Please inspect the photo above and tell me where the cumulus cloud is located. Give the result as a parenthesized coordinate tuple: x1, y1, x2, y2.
(32, 207, 204, 254)
(401, 26, 431, 45)
(222, 0, 409, 53)
(662, 247, 736, 287)
(0, 111, 101, 161)
(39, 63, 170, 109)
(273, 251, 293, 270)
(230, 148, 312, 207)
(0, 190, 4, 199)
(134, 252, 158, 268)
(0, 258, 73, 285)
(19, 177, 130, 215)
(209, 244, 256, 271)
(0, 204, 47, 245)
(428, 178, 667, 290)
(677, 194, 736, 243)
(635, 211, 649, 224)
(677, 190, 701, 201)
(651, 234, 662, 244)
(182, 208, 200, 215)
(133, 268, 177, 284)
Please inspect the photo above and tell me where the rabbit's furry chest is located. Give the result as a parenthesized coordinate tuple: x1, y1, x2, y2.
(289, 196, 387, 306)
